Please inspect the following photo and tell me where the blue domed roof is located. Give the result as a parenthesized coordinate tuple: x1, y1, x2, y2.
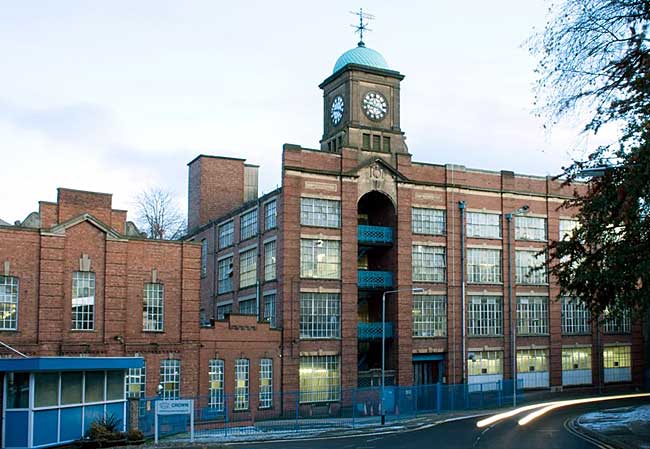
(333, 43, 389, 73)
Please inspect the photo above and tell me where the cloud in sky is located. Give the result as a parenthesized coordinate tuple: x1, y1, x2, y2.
(0, 1, 614, 223)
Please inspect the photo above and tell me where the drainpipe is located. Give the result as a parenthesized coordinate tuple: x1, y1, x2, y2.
(458, 201, 466, 385)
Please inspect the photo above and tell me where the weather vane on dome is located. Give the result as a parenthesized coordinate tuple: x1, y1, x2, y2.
(350, 8, 374, 47)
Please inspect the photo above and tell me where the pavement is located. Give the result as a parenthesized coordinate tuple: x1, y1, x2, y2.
(572, 404, 650, 449)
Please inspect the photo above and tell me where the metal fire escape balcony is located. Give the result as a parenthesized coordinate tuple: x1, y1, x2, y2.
(358, 321, 394, 340)
(358, 225, 393, 246)
(357, 270, 394, 289)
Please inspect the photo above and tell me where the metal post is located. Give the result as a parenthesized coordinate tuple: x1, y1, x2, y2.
(506, 213, 517, 407)
(458, 201, 467, 385)
(381, 290, 386, 426)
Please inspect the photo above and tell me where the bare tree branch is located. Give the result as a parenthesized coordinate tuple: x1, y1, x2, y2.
(135, 188, 186, 240)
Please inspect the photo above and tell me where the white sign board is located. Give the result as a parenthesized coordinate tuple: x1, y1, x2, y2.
(154, 399, 194, 443)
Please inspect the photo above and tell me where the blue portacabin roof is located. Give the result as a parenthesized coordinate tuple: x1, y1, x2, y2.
(0, 356, 144, 372)
(333, 43, 389, 74)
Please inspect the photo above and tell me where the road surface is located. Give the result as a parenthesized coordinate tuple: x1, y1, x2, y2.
(230, 397, 648, 449)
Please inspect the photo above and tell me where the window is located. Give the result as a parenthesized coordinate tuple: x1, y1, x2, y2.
(126, 364, 146, 399)
(562, 348, 591, 371)
(362, 134, 371, 149)
(265, 200, 277, 230)
(300, 292, 340, 338)
(85, 371, 105, 402)
(372, 135, 381, 150)
(6, 372, 29, 409)
(383, 136, 391, 151)
(260, 358, 273, 409)
(299, 355, 340, 403)
(217, 256, 234, 294)
(208, 359, 225, 410)
(515, 216, 547, 241)
(466, 212, 501, 239)
(467, 351, 503, 375)
(0, 275, 18, 330)
(515, 250, 548, 284)
(240, 209, 258, 241)
(300, 239, 340, 279)
(561, 297, 590, 335)
(559, 219, 579, 241)
(264, 292, 276, 328)
(517, 349, 549, 372)
(34, 372, 59, 407)
(234, 359, 249, 410)
(412, 245, 446, 282)
(264, 240, 277, 281)
(300, 198, 341, 228)
(603, 308, 631, 334)
(467, 248, 502, 283)
(412, 208, 445, 235)
(603, 346, 631, 382)
(216, 302, 232, 320)
(239, 247, 257, 288)
(239, 297, 256, 315)
(201, 239, 208, 277)
(467, 296, 502, 336)
(72, 271, 95, 330)
(219, 221, 234, 248)
(412, 295, 446, 337)
(61, 372, 82, 405)
(143, 283, 164, 331)
(517, 296, 548, 335)
(160, 359, 180, 399)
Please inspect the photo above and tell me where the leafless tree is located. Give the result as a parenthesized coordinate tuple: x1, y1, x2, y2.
(135, 188, 186, 240)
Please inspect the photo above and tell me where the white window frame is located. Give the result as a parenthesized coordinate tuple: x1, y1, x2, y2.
(412, 208, 445, 235)
(603, 308, 631, 334)
(0, 275, 18, 330)
(264, 292, 276, 328)
(208, 359, 225, 410)
(239, 247, 257, 288)
(516, 296, 548, 335)
(259, 358, 273, 409)
(72, 271, 95, 331)
(412, 295, 446, 337)
(143, 283, 164, 332)
(238, 296, 257, 316)
(200, 239, 208, 277)
(300, 292, 340, 339)
(264, 239, 277, 281)
(561, 297, 591, 335)
(412, 245, 446, 282)
(300, 198, 341, 228)
(515, 250, 548, 285)
(218, 220, 234, 249)
(126, 363, 146, 399)
(467, 248, 502, 283)
(559, 219, 579, 241)
(234, 358, 250, 411)
(299, 355, 341, 403)
(217, 255, 234, 294)
(216, 301, 233, 320)
(240, 209, 258, 241)
(467, 351, 503, 375)
(466, 212, 501, 239)
(264, 200, 277, 230)
(467, 296, 503, 336)
(300, 239, 341, 279)
(160, 359, 180, 399)
(515, 216, 547, 241)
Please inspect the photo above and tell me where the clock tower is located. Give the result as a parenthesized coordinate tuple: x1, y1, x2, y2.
(319, 41, 406, 154)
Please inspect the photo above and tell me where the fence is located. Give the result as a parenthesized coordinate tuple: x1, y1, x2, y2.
(135, 380, 524, 442)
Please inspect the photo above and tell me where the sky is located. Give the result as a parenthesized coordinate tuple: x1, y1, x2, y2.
(0, 1, 611, 223)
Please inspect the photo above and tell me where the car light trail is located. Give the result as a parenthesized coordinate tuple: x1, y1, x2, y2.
(518, 393, 650, 426)
(476, 401, 561, 428)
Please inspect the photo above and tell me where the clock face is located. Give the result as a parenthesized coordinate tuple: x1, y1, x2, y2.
(362, 91, 388, 121)
(330, 95, 344, 126)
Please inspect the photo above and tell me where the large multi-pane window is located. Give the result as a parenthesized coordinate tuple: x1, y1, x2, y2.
(126, 363, 146, 399)
(412, 208, 445, 235)
(467, 248, 502, 283)
(264, 240, 277, 281)
(239, 297, 256, 315)
(264, 292, 276, 328)
(300, 293, 340, 339)
(412, 295, 447, 337)
(517, 296, 548, 335)
(143, 283, 164, 331)
(216, 302, 232, 320)
(466, 212, 501, 239)
(265, 200, 277, 230)
(412, 245, 446, 282)
(517, 349, 548, 373)
(219, 221, 234, 248)
(160, 359, 180, 399)
(0, 276, 18, 330)
(239, 247, 257, 288)
(603, 346, 632, 382)
(240, 209, 258, 241)
(562, 348, 592, 385)
(603, 308, 631, 334)
(467, 351, 503, 376)
(259, 358, 273, 409)
(201, 239, 208, 278)
(217, 255, 233, 294)
(300, 198, 341, 228)
(515, 216, 547, 241)
(299, 355, 340, 403)
(561, 297, 591, 335)
(208, 359, 225, 410)
(467, 296, 502, 336)
(72, 272, 95, 330)
(300, 239, 340, 279)
(515, 250, 548, 284)
(559, 219, 579, 241)
(234, 359, 249, 411)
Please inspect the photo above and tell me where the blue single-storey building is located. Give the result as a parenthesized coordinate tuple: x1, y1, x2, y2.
(2, 357, 143, 449)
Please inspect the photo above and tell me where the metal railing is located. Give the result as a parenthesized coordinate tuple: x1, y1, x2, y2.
(358, 270, 393, 289)
(358, 322, 393, 340)
(358, 225, 393, 245)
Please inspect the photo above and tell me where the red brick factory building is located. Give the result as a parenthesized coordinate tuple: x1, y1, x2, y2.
(0, 41, 643, 412)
